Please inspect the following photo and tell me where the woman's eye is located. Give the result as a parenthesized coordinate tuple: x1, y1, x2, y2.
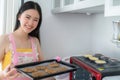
(34, 19, 38, 22)
(34, 20, 38, 21)
(26, 16, 30, 19)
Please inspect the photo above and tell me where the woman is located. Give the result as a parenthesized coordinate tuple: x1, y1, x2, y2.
(0, 1, 55, 80)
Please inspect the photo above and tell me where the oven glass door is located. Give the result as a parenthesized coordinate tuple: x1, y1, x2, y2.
(72, 62, 95, 80)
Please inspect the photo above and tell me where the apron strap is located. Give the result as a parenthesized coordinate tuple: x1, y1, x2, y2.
(8, 33, 18, 65)
(30, 37, 37, 62)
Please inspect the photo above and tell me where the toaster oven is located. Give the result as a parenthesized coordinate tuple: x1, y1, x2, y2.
(70, 55, 120, 80)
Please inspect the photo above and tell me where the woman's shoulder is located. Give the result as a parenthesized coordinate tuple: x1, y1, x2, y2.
(30, 36, 40, 45)
(31, 36, 39, 42)
(0, 34, 9, 45)
(0, 34, 8, 40)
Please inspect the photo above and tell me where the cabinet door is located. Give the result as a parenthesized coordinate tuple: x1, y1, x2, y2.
(52, 0, 75, 13)
(64, 0, 74, 6)
(105, 0, 120, 17)
(52, 0, 61, 8)
(52, 0, 104, 13)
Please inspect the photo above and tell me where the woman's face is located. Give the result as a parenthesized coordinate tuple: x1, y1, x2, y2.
(18, 9, 40, 33)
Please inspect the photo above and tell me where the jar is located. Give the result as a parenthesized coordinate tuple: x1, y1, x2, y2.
(113, 21, 120, 40)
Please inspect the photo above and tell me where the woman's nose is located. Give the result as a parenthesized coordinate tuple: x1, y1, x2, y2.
(28, 19, 34, 26)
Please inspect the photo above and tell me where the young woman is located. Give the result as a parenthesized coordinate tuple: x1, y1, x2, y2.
(0, 1, 55, 80)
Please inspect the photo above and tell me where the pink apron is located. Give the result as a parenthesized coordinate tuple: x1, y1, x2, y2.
(8, 34, 38, 80)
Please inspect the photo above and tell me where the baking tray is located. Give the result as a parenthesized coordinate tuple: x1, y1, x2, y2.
(15, 59, 77, 80)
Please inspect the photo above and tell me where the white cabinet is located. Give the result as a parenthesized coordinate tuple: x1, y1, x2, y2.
(105, 0, 120, 17)
(52, 0, 74, 13)
(53, 0, 61, 8)
(64, 0, 74, 6)
(52, 0, 104, 14)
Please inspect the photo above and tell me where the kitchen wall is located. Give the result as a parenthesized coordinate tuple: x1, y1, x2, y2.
(39, 0, 120, 59)
(39, 0, 92, 59)
(91, 14, 120, 59)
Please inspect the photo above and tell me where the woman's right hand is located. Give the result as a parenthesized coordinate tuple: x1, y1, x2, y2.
(2, 64, 19, 80)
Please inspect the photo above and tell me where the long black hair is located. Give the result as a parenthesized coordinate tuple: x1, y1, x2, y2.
(14, 1, 42, 42)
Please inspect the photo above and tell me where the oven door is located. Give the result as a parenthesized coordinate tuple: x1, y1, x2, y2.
(72, 62, 94, 80)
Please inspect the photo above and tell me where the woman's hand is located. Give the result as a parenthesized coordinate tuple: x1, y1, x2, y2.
(1, 64, 19, 80)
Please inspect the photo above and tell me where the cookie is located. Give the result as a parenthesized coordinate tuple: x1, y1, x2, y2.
(32, 71, 47, 77)
(45, 68, 58, 74)
(48, 62, 59, 68)
(35, 65, 47, 70)
(84, 54, 93, 58)
(89, 56, 98, 61)
(22, 67, 37, 73)
(56, 66, 68, 72)
(95, 60, 106, 64)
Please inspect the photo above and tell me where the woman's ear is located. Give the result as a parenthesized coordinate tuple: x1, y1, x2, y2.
(18, 14, 21, 21)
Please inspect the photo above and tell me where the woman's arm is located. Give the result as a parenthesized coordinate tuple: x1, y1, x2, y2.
(0, 35, 19, 80)
(35, 37, 44, 61)
(0, 71, 4, 80)
(0, 35, 7, 62)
